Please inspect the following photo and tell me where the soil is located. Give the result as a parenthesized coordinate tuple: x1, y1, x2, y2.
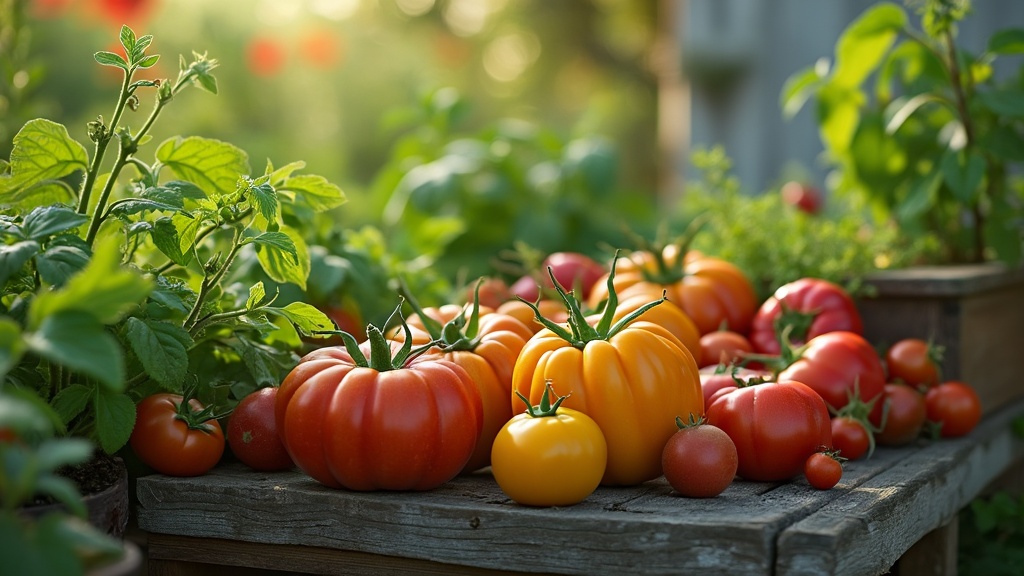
(29, 450, 123, 505)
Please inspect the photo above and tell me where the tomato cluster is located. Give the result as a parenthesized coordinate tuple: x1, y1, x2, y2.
(125, 248, 985, 505)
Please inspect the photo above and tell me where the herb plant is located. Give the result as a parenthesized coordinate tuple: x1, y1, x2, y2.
(0, 26, 343, 455)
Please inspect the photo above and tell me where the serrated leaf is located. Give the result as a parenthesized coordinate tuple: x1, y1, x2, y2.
(93, 389, 136, 454)
(108, 197, 183, 218)
(247, 282, 267, 310)
(22, 205, 89, 240)
(279, 174, 347, 213)
(267, 160, 306, 185)
(156, 136, 250, 195)
(230, 337, 280, 387)
(94, 51, 128, 70)
(125, 317, 193, 388)
(1, 119, 88, 207)
(136, 54, 160, 69)
(269, 301, 335, 337)
(156, 180, 208, 202)
(244, 231, 297, 260)
(0, 240, 40, 287)
(24, 311, 125, 391)
(0, 317, 25, 377)
(29, 235, 152, 328)
(150, 216, 193, 266)
(255, 227, 310, 289)
(941, 150, 986, 203)
(51, 384, 93, 426)
(989, 28, 1024, 54)
(35, 237, 92, 287)
(247, 181, 278, 222)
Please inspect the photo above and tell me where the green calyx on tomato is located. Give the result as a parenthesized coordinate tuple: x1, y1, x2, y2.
(675, 413, 706, 430)
(516, 381, 569, 418)
(522, 251, 666, 350)
(401, 278, 488, 352)
(623, 217, 707, 286)
(173, 384, 229, 434)
(772, 305, 819, 346)
(339, 299, 438, 372)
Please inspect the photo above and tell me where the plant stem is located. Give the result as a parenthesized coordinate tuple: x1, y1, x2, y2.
(77, 70, 133, 215)
(184, 231, 244, 330)
(84, 148, 129, 245)
(189, 307, 251, 337)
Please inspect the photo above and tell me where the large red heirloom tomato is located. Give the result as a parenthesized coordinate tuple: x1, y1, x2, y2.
(749, 277, 862, 355)
(275, 323, 483, 491)
(706, 381, 833, 482)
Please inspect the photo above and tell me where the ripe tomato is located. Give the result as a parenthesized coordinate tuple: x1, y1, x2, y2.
(925, 381, 981, 438)
(885, 338, 942, 388)
(749, 278, 863, 355)
(227, 387, 293, 472)
(496, 298, 567, 334)
(130, 393, 225, 477)
(662, 415, 738, 498)
(805, 450, 844, 490)
(698, 330, 754, 368)
(698, 365, 772, 408)
(590, 293, 702, 360)
(778, 331, 887, 426)
(830, 416, 871, 460)
(876, 383, 927, 446)
(780, 181, 823, 214)
(491, 387, 607, 507)
(541, 251, 607, 300)
(465, 277, 511, 309)
(705, 380, 832, 482)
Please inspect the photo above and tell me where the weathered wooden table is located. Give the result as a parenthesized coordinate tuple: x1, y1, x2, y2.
(137, 396, 1024, 576)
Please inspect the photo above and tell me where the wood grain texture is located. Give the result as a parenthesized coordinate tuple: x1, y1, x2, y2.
(775, 398, 1024, 576)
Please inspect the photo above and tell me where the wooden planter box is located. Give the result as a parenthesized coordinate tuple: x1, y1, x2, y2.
(858, 263, 1024, 414)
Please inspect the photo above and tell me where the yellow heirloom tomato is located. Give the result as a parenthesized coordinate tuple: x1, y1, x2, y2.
(491, 385, 607, 507)
(512, 254, 704, 486)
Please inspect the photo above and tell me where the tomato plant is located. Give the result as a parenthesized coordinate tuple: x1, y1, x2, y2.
(491, 385, 607, 507)
(830, 416, 871, 460)
(749, 278, 862, 355)
(705, 380, 832, 482)
(662, 415, 738, 498)
(227, 387, 293, 472)
(513, 258, 703, 486)
(698, 330, 754, 368)
(925, 381, 982, 438)
(130, 392, 226, 477)
(876, 383, 927, 446)
(275, 309, 483, 490)
(885, 338, 943, 388)
(805, 450, 845, 490)
(777, 331, 887, 426)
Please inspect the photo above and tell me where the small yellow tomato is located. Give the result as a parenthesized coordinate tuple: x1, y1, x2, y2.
(491, 387, 607, 507)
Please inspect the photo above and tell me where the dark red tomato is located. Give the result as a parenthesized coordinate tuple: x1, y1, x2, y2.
(749, 278, 863, 355)
(876, 383, 927, 446)
(885, 338, 942, 388)
(227, 388, 294, 472)
(805, 451, 843, 490)
(925, 381, 981, 438)
(541, 252, 606, 300)
(698, 365, 772, 408)
(778, 331, 887, 426)
(698, 330, 754, 368)
(780, 181, 823, 215)
(662, 416, 738, 498)
(130, 393, 225, 477)
(830, 416, 871, 460)
(706, 381, 832, 482)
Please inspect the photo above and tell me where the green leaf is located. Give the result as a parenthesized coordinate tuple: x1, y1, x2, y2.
(124, 317, 193, 389)
(148, 180, 207, 203)
(884, 93, 945, 134)
(156, 136, 250, 195)
(978, 125, 1024, 162)
(816, 84, 861, 153)
(229, 337, 281, 387)
(246, 282, 267, 310)
(977, 88, 1024, 117)
(24, 311, 125, 391)
(0, 317, 25, 378)
(22, 205, 89, 240)
(0, 240, 40, 287)
(897, 170, 942, 221)
(119, 25, 136, 54)
(94, 51, 128, 70)
(941, 150, 986, 203)
(93, 389, 136, 454)
(35, 236, 91, 287)
(254, 227, 310, 290)
(136, 54, 160, 69)
(34, 475, 88, 518)
(51, 384, 93, 426)
(279, 174, 348, 213)
(132, 34, 153, 59)
(988, 28, 1024, 54)
(0, 119, 89, 207)
(247, 181, 278, 222)
(35, 437, 95, 472)
(152, 213, 199, 266)
(107, 197, 183, 218)
(781, 63, 826, 119)
(833, 3, 906, 88)
(268, 302, 335, 337)
(30, 235, 151, 327)
(267, 160, 306, 185)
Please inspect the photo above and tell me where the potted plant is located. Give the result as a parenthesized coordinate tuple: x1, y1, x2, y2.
(0, 24, 343, 529)
(780, 0, 1024, 414)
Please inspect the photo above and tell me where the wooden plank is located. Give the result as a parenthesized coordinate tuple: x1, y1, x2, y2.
(894, 519, 958, 576)
(775, 398, 1024, 576)
(862, 263, 1024, 297)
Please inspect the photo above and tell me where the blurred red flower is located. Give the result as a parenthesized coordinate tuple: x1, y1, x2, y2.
(94, 0, 156, 27)
(299, 28, 345, 70)
(247, 37, 287, 77)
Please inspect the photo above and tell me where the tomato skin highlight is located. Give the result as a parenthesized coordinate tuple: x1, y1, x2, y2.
(130, 393, 225, 477)
(805, 452, 843, 490)
(490, 406, 607, 507)
(661, 419, 738, 498)
(830, 416, 871, 460)
(925, 381, 982, 438)
(706, 381, 832, 482)
(885, 338, 941, 388)
(698, 330, 753, 368)
(227, 387, 293, 472)
(876, 383, 927, 446)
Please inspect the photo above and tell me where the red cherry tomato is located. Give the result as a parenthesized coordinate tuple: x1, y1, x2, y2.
(830, 416, 871, 460)
(662, 416, 738, 498)
(925, 381, 981, 438)
(885, 338, 942, 388)
(780, 181, 823, 214)
(804, 450, 844, 490)
(130, 393, 225, 477)
(698, 330, 754, 368)
(876, 383, 927, 446)
(227, 388, 294, 472)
